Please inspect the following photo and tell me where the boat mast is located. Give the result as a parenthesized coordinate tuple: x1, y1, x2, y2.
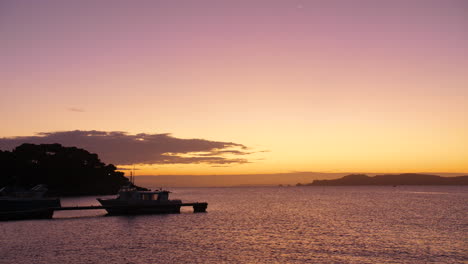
(128, 166, 135, 186)
(131, 165, 136, 185)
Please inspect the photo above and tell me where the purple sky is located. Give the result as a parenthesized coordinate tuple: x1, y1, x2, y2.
(1, 0, 467, 174)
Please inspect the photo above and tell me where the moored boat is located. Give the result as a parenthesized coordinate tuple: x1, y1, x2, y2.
(97, 185, 183, 215)
(0, 184, 61, 221)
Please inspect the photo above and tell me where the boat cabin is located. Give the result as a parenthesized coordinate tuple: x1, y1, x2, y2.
(139, 191, 169, 201)
(117, 187, 171, 201)
(0, 184, 48, 198)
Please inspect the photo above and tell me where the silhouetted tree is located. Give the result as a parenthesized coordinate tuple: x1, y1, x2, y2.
(0, 143, 132, 195)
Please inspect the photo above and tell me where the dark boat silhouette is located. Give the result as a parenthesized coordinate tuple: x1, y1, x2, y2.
(0, 184, 61, 221)
(97, 185, 183, 215)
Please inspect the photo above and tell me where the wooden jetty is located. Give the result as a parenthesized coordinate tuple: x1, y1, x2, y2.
(1, 202, 207, 221)
(54, 202, 208, 213)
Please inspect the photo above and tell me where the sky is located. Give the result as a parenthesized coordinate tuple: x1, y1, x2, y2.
(1, 0, 467, 176)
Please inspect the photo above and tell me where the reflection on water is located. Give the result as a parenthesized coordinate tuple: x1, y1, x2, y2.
(1, 186, 466, 263)
(404, 191, 452, 195)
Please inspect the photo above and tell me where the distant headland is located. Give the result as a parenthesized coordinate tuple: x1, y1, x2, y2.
(0, 143, 141, 196)
(299, 173, 468, 186)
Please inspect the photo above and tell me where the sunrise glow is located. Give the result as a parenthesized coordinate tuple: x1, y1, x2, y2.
(1, 1, 467, 176)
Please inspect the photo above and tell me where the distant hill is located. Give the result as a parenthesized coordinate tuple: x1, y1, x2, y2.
(304, 173, 468, 186)
(133, 172, 348, 187)
(0, 143, 136, 196)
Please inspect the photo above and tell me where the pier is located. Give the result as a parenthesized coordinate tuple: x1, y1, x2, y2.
(54, 202, 208, 213)
(1, 203, 207, 221)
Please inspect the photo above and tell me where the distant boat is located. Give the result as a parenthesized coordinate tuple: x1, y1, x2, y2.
(0, 184, 61, 221)
(97, 185, 184, 215)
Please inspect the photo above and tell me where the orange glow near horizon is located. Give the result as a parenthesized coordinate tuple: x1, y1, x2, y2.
(1, 1, 467, 176)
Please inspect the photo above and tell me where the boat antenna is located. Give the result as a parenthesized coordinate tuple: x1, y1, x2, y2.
(132, 165, 136, 185)
(129, 170, 133, 186)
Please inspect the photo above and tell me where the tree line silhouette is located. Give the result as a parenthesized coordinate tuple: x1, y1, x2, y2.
(0, 143, 132, 196)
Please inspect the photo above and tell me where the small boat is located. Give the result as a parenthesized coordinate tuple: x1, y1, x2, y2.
(0, 184, 61, 221)
(97, 185, 184, 215)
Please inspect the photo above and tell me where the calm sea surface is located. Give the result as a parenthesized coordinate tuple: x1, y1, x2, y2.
(1, 186, 466, 264)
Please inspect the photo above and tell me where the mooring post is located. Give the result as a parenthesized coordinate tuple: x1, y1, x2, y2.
(193, 203, 207, 213)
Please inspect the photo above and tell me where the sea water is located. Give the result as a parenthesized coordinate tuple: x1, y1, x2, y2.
(1, 186, 466, 263)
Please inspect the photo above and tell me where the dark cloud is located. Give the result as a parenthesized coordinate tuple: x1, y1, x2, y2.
(0, 130, 251, 165)
(193, 150, 252, 157)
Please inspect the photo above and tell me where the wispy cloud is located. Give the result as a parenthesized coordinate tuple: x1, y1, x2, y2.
(116, 167, 141, 171)
(68, 107, 85, 112)
(0, 130, 251, 165)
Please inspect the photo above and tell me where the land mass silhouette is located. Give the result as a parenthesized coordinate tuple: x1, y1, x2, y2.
(0, 143, 143, 196)
(2, 144, 467, 193)
(302, 173, 468, 186)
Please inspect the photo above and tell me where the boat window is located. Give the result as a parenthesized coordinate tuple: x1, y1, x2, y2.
(157, 192, 169, 201)
(140, 193, 155, 200)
